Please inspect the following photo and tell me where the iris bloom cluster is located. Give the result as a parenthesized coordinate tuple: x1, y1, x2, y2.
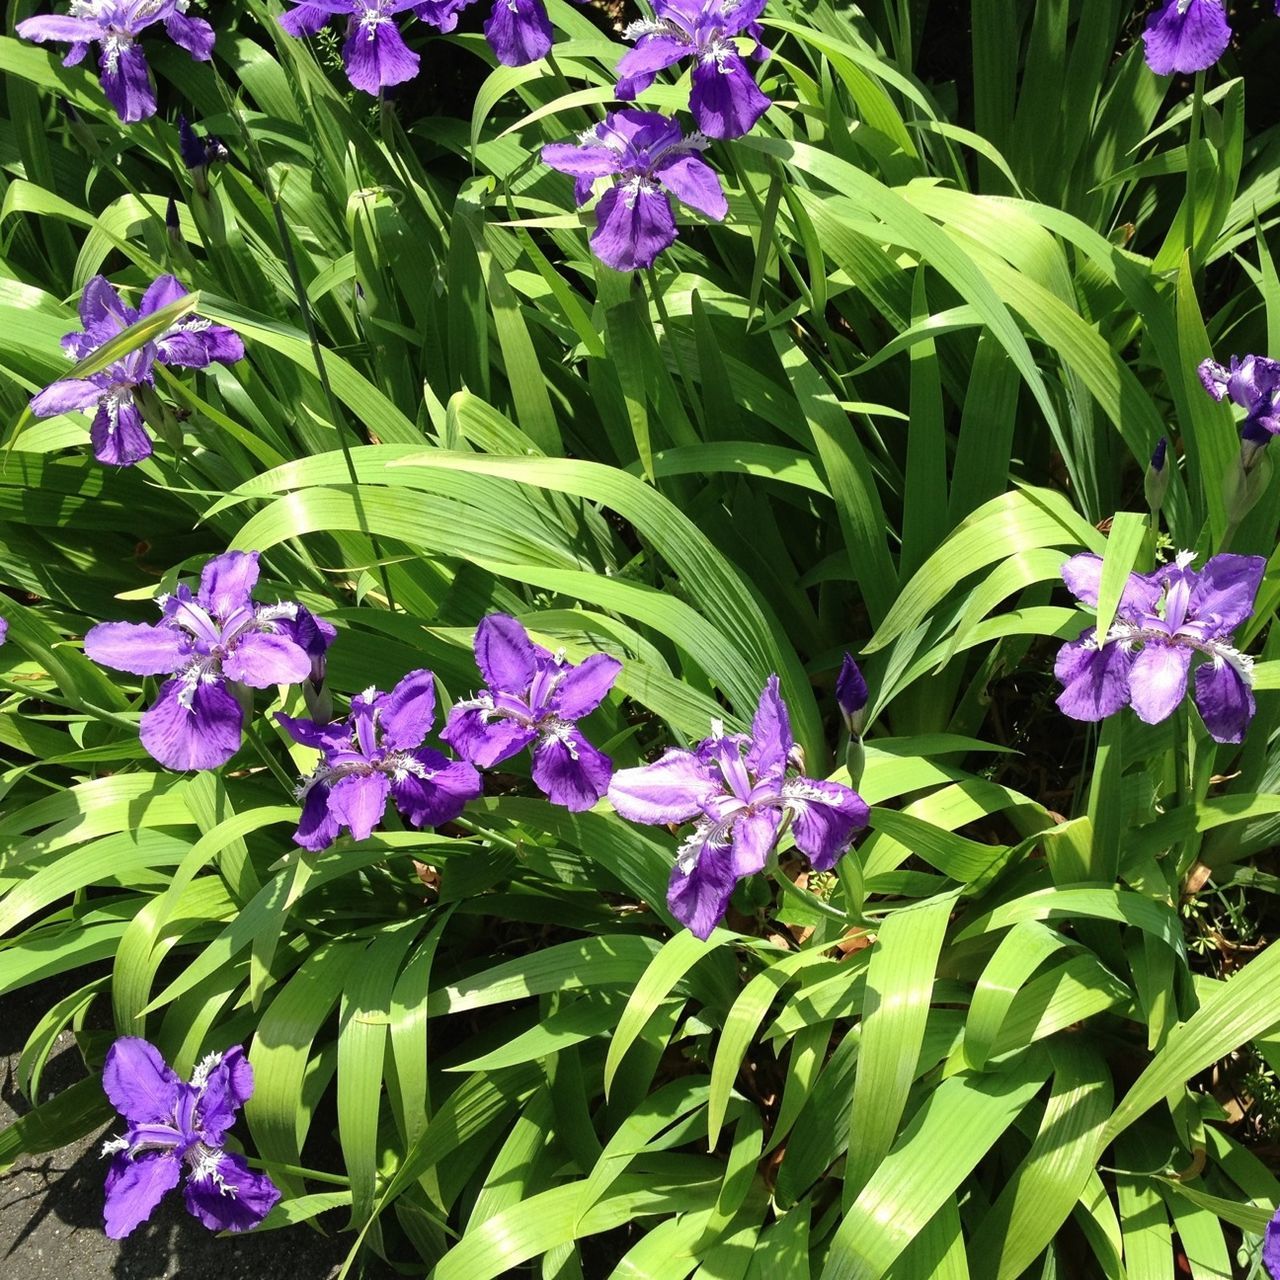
(16, 1, 215, 122)
(86, 551, 334, 771)
(99, 1037, 279, 1238)
(29, 274, 243, 466)
(609, 676, 869, 938)
(1054, 550, 1264, 744)
(279, 669, 483, 850)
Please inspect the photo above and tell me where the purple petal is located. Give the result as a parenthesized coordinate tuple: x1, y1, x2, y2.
(78, 275, 133, 335)
(280, 3, 334, 36)
(474, 613, 537, 694)
(1142, 0, 1230, 76)
(329, 771, 390, 842)
(294, 782, 340, 851)
(15, 15, 101, 44)
(531, 729, 613, 810)
(343, 19, 419, 93)
(1189, 553, 1264, 635)
(140, 274, 188, 316)
(198, 551, 260, 618)
(668, 840, 736, 940)
(785, 779, 869, 871)
(140, 678, 244, 771)
(484, 0, 553, 66)
(1054, 633, 1133, 722)
(608, 749, 722, 824)
(277, 711, 350, 753)
(729, 807, 780, 878)
(85, 620, 189, 676)
(222, 631, 311, 689)
(591, 183, 677, 273)
(1193, 659, 1255, 745)
(183, 1151, 281, 1233)
(164, 12, 216, 60)
(745, 675, 794, 777)
(615, 36, 689, 99)
(30, 378, 103, 417)
(380, 669, 437, 750)
(99, 41, 156, 123)
(194, 1046, 253, 1144)
(1060, 552, 1162, 620)
(689, 56, 770, 139)
(104, 1152, 182, 1239)
(441, 706, 537, 767)
(0, 618, 8, 646)
(391, 750, 483, 827)
(653, 151, 729, 220)
(102, 1038, 181, 1124)
(1127, 642, 1193, 726)
(90, 398, 154, 467)
(1198, 357, 1231, 401)
(550, 653, 621, 720)
(723, 0, 769, 35)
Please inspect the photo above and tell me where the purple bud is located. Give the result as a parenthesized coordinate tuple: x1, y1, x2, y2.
(836, 654, 868, 736)
(1145, 437, 1170, 513)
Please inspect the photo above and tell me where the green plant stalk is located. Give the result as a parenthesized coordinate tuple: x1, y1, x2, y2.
(1185, 71, 1205, 269)
(211, 69, 396, 612)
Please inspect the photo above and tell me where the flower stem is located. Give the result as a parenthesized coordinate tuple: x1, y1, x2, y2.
(211, 70, 397, 613)
(1185, 71, 1206, 268)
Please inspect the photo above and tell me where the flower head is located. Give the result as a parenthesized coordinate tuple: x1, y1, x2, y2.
(85, 551, 333, 771)
(278, 669, 482, 851)
(1055, 550, 1264, 744)
(0, 618, 7, 645)
(280, 0, 471, 91)
(99, 1037, 279, 1239)
(1141, 0, 1230, 76)
(609, 676, 869, 939)
(442, 614, 621, 810)
(28, 274, 243, 466)
(1199, 353, 1280, 466)
(617, 0, 771, 138)
(16, 1, 215, 123)
(542, 109, 728, 271)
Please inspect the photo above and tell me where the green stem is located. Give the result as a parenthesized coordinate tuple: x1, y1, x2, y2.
(245, 1157, 350, 1187)
(1185, 71, 1206, 267)
(211, 70, 397, 613)
(645, 266, 706, 436)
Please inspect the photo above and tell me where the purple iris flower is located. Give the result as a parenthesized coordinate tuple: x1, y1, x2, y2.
(278, 670, 483, 851)
(28, 274, 244, 467)
(178, 115, 228, 194)
(1141, 0, 1230, 75)
(617, 0, 771, 139)
(99, 1037, 279, 1239)
(441, 614, 622, 811)
(84, 551, 334, 771)
(1199, 354, 1280, 464)
(608, 676, 870, 939)
(1265, 1209, 1280, 1280)
(0, 618, 7, 645)
(16, 2, 215, 123)
(481, 0, 554, 66)
(279, 0, 474, 91)
(1055, 550, 1264, 744)
(542, 109, 728, 272)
